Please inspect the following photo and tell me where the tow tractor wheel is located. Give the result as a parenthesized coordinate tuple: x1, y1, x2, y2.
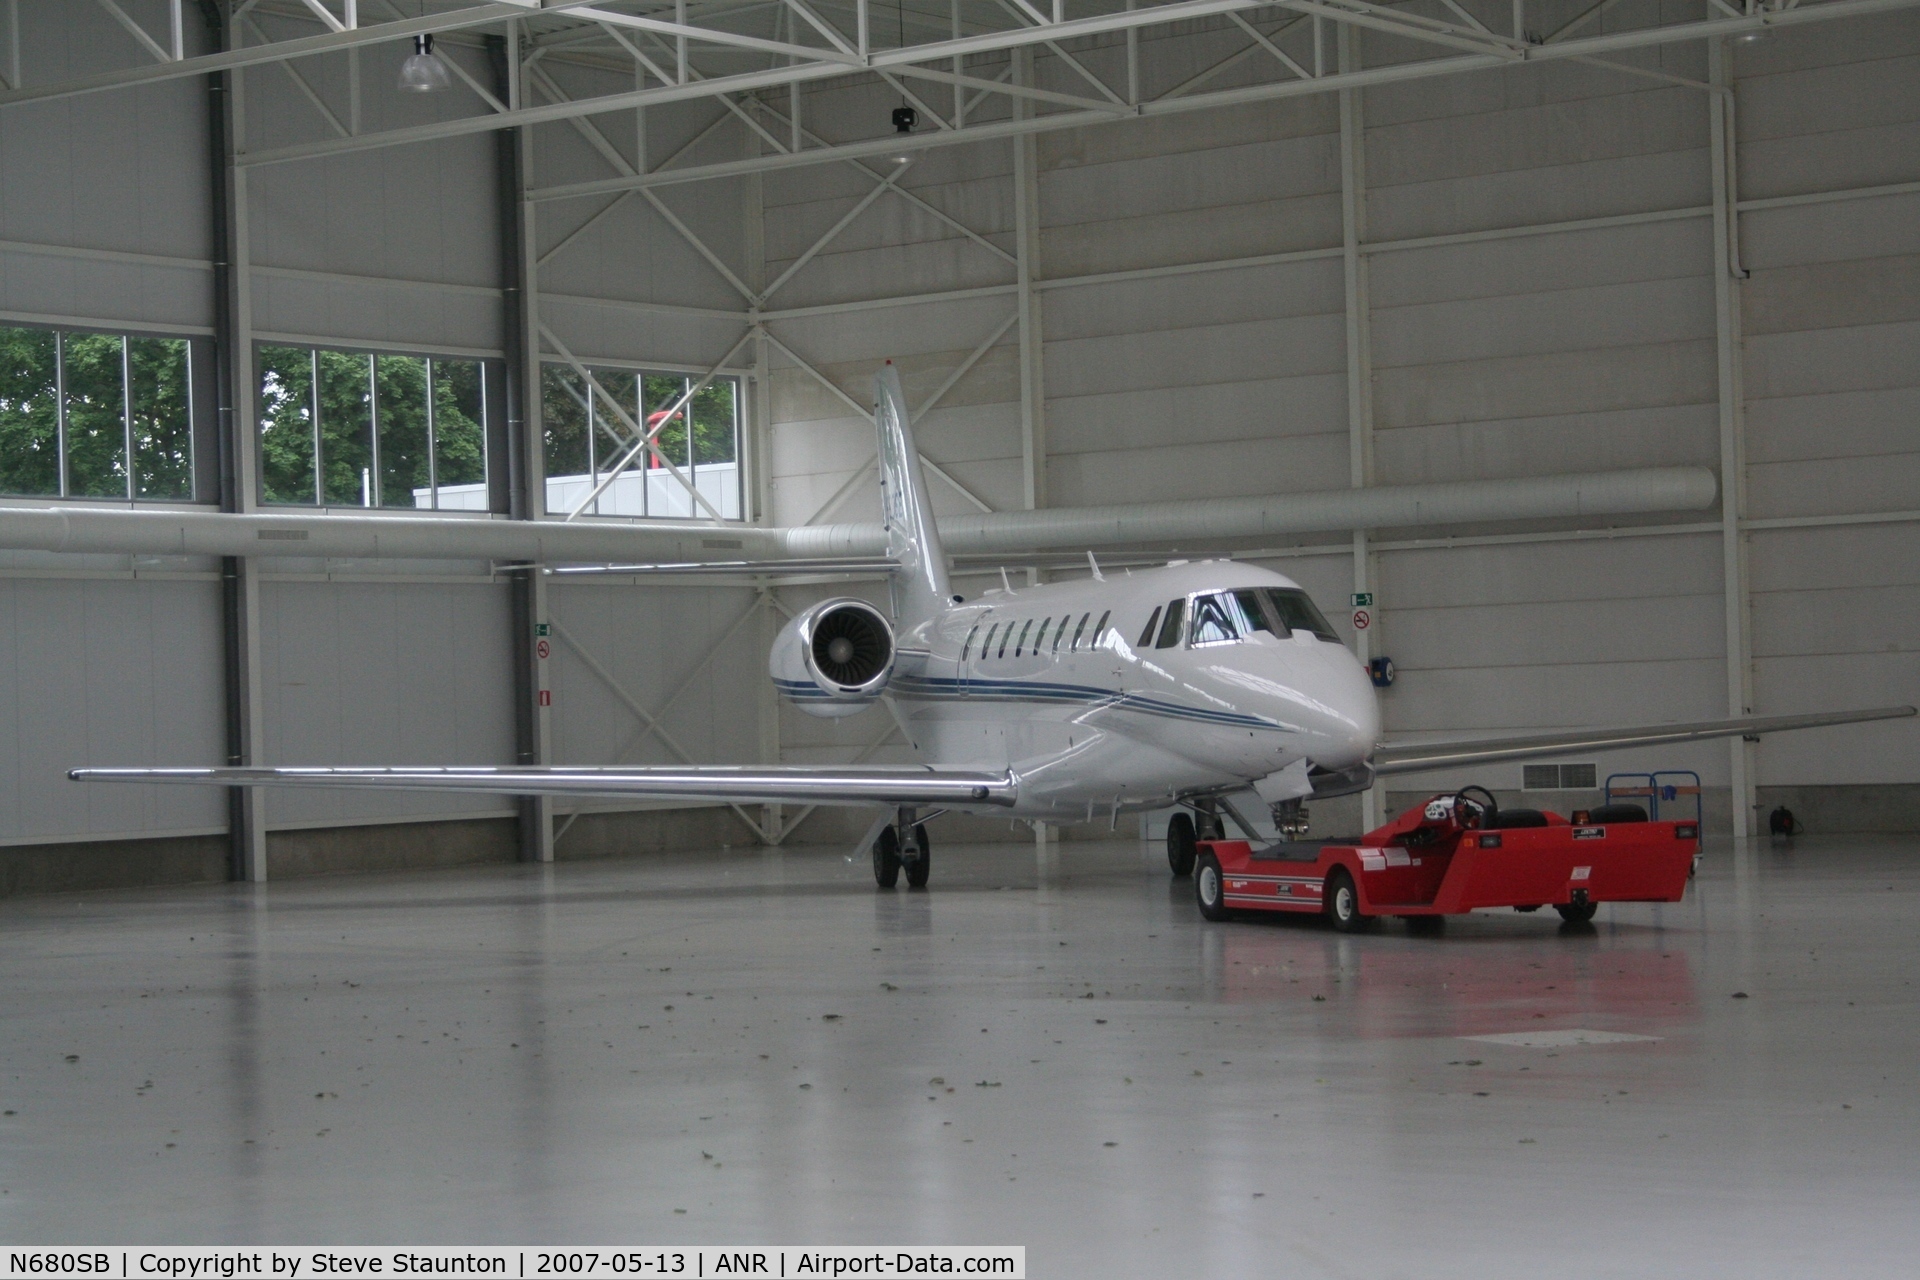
(1556, 900, 1598, 925)
(873, 825, 901, 889)
(1195, 853, 1230, 922)
(1325, 867, 1371, 933)
(1167, 811, 1198, 878)
(904, 823, 932, 889)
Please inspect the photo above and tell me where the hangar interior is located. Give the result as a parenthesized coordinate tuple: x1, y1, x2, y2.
(1, 0, 1917, 890)
(1, 0, 1918, 1268)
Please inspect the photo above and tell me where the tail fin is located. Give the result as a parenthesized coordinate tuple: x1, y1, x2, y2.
(874, 362, 951, 626)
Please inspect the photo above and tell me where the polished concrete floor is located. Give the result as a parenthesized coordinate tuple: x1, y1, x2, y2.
(2, 834, 1917, 1277)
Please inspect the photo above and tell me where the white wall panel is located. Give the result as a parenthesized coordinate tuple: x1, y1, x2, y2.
(0, 579, 225, 844)
(258, 581, 514, 826)
(545, 584, 762, 775)
(0, 3, 211, 332)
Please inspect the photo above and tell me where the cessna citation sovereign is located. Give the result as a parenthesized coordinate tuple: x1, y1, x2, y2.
(76, 365, 1913, 889)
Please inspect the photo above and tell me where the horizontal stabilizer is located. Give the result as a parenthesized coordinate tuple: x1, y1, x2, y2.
(70, 764, 1018, 808)
(1373, 706, 1916, 776)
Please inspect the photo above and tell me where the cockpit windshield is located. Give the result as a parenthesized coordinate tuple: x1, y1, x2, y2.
(1263, 588, 1339, 641)
(1189, 594, 1239, 646)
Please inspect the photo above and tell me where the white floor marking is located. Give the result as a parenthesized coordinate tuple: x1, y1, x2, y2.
(1463, 1029, 1662, 1048)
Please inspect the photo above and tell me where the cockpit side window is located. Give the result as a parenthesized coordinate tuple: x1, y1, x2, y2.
(1189, 593, 1239, 646)
(1138, 606, 1162, 648)
(1264, 588, 1339, 642)
(1155, 597, 1186, 649)
(1231, 588, 1275, 636)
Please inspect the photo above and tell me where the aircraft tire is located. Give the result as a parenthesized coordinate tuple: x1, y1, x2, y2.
(873, 826, 901, 889)
(1325, 866, 1371, 933)
(1167, 812, 1198, 877)
(1195, 853, 1230, 921)
(1556, 900, 1598, 924)
(905, 824, 932, 889)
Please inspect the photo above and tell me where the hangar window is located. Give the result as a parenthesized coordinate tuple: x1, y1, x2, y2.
(258, 345, 490, 509)
(1051, 615, 1070, 654)
(997, 623, 1012, 660)
(0, 323, 197, 501)
(1093, 610, 1110, 647)
(961, 625, 979, 662)
(1069, 613, 1090, 651)
(542, 364, 741, 521)
(1017, 619, 1037, 657)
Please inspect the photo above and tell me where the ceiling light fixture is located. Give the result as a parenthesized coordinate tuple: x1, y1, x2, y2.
(883, 0, 917, 168)
(886, 106, 919, 168)
(398, 34, 452, 92)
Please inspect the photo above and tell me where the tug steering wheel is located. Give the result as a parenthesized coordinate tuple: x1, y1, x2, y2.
(1453, 785, 1499, 830)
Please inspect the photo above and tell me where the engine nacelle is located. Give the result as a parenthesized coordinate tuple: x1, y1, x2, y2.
(769, 597, 895, 718)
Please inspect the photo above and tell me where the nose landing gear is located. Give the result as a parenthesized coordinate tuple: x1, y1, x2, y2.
(873, 808, 933, 890)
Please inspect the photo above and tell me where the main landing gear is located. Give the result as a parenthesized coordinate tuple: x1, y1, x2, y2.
(1168, 801, 1229, 878)
(874, 808, 932, 890)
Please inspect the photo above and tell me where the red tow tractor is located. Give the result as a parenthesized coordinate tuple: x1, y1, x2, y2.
(1186, 786, 1699, 931)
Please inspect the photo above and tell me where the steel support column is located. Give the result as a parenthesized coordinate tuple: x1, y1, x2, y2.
(1338, 26, 1384, 831)
(1710, 37, 1755, 839)
(206, 2, 268, 882)
(1013, 47, 1047, 544)
(495, 25, 553, 862)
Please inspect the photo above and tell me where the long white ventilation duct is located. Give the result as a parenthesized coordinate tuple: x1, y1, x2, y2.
(0, 506, 791, 564)
(0, 466, 1714, 564)
(791, 466, 1719, 559)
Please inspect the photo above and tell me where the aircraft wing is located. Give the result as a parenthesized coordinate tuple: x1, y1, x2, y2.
(1372, 705, 1915, 776)
(68, 764, 1017, 808)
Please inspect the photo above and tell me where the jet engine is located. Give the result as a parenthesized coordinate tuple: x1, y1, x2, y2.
(769, 597, 895, 718)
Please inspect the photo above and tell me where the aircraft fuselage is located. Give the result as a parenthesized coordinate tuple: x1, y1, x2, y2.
(887, 561, 1380, 820)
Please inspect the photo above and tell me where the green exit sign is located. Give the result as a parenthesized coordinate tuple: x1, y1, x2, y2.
(535, 623, 551, 637)
(1350, 593, 1374, 608)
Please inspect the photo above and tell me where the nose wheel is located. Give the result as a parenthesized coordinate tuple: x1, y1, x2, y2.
(874, 810, 932, 890)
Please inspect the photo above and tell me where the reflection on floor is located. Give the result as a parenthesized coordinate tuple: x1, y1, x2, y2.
(2, 836, 1916, 1277)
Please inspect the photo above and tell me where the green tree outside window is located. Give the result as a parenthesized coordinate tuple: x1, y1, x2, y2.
(0, 327, 60, 496)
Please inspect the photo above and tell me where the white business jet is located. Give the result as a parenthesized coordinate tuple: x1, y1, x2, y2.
(76, 365, 1913, 889)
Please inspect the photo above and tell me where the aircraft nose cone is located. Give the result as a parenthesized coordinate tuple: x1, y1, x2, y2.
(1322, 653, 1380, 769)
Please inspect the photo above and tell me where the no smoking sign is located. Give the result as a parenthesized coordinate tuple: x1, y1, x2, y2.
(1352, 608, 1372, 631)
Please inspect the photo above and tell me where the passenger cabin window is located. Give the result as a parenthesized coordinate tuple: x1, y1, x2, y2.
(1189, 594, 1239, 646)
(1138, 607, 1161, 648)
(1155, 598, 1186, 649)
(1264, 587, 1340, 642)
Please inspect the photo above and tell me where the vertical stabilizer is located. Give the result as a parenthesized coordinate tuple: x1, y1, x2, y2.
(874, 362, 951, 626)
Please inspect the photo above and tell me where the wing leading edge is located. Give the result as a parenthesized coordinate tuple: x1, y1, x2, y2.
(1372, 705, 1915, 776)
(69, 764, 1018, 808)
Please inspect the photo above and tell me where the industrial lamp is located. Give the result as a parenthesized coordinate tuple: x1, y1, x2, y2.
(398, 34, 452, 92)
(885, 106, 918, 169)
